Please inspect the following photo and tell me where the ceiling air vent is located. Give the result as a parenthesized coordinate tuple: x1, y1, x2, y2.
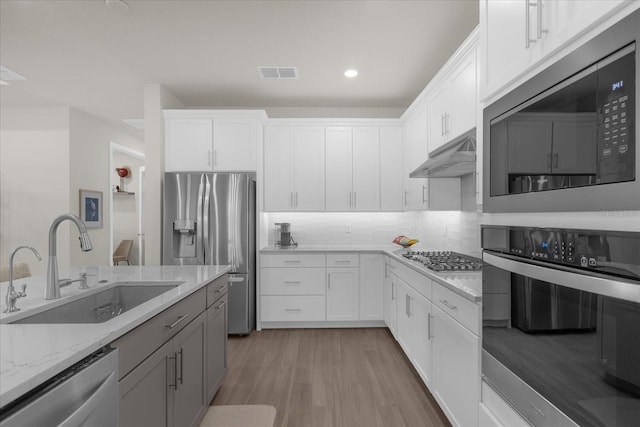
(258, 66, 298, 79)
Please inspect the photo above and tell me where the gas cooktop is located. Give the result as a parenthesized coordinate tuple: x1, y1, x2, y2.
(401, 251, 482, 272)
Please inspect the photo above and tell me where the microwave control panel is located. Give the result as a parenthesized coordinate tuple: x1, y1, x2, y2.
(597, 48, 635, 183)
(482, 226, 640, 280)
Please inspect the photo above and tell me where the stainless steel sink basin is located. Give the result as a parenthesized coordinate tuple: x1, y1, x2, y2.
(9, 281, 183, 324)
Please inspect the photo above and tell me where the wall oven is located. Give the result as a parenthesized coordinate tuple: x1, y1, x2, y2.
(483, 9, 639, 213)
(482, 225, 640, 427)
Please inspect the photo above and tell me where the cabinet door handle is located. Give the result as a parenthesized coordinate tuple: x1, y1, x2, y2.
(391, 282, 396, 300)
(285, 308, 301, 312)
(440, 299, 458, 311)
(404, 190, 409, 207)
(553, 153, 559, 168)
(284, 281, 301, 285)
(428, 313, 433, 340)
(284, 260, 301, 264)
(441, 115, 446, 136)
(406, 294, 412, 317)
(335, 260, 351, 264)
(165, 314, 189, 329)
(178, 348, 184, 385)
(421, 185, 427, 204)
(328, 273, 331, 289)
(168, 353, 178, 390)
(536, 0, 547, 40)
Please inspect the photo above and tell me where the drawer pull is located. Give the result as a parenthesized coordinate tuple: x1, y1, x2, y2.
(284, 260, 301, 263)
(214, 286, 225, 293)
(284, 281, 301, 285)
(214, 301, 226, 310)
(165, 314, 189, 329)
(440, 300, 458, 311)
(285, 308, 302, 312)
(334, 260, 351, 264)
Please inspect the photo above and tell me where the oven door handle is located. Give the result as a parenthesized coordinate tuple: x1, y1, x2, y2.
(483, 251, 640, 303)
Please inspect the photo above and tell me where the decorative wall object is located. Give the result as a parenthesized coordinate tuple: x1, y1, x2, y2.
(79, 189, 103, 229)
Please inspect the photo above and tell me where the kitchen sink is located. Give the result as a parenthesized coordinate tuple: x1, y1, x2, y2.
(8, 281, 183, 324)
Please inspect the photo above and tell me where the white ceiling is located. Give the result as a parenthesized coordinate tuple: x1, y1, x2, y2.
(0, 0, 478, 132)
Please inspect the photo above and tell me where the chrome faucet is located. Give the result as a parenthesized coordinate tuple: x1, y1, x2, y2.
(45, 214, 93, 300)
(4, 245, 42, 313)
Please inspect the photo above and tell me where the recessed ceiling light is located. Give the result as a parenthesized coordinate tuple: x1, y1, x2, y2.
(344, 69, 358, 78)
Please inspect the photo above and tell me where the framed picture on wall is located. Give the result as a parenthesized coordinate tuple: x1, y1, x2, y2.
(79, 189, 103, 229)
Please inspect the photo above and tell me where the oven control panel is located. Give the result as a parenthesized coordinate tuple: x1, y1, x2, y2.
(482, 226, 640, 280)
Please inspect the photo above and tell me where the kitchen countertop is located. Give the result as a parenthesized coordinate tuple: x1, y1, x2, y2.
(260, 245, 482, 302)
(0, 264, 230, 408)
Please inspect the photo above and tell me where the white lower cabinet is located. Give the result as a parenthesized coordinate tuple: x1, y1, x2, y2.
(397, 279, 433, 386)
(432, 302, 481, 427)
(359, 254, 383, 321)
(384, 261, 481, 427)
(383, 258, 399, 338)
(327, 267, 360, 321)
(261, 295, 326, 322)
(260, 252, 385, 326)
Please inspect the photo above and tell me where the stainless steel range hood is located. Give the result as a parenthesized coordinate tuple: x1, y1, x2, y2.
(410, 129, 476, 178)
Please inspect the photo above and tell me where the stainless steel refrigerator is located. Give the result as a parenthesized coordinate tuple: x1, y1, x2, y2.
(163, 172, 255, 335)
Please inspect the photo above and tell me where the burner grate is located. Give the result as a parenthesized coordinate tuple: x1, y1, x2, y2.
(401, 251, 482, 272)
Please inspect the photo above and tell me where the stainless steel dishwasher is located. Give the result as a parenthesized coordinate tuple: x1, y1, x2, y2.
(0, 347, 118, 427)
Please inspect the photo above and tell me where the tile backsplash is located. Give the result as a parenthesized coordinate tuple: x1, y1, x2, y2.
(263, 210, 482, 257)
(263, 212, 419, 247)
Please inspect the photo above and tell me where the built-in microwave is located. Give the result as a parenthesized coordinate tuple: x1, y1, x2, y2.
(483, 9, 639, 213)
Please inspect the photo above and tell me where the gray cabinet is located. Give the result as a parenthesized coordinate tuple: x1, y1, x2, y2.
(119, 341, 171, 427)
(118, 311, 207, 427)
(206, 277, 228, 403)
(114, 275, 229, 427)
(172, 312, 207, 427)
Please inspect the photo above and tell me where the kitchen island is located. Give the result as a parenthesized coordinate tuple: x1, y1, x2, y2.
(0, 264, 230, 409)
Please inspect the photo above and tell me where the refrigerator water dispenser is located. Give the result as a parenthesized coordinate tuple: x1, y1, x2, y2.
(173, 219, 196, 258)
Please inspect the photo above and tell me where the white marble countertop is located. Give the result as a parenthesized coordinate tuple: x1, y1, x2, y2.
(260, 245, 482, 302)
(0, 264, 230, 408)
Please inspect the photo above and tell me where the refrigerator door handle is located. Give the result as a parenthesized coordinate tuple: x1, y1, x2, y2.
(196, 174, 206, 264)
(203, 174, 211, 264)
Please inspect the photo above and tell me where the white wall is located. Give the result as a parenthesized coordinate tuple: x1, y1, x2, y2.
(69, 109, 143, 268)
(1, 107, 71, 276)
(0, 106, 143, 278)
(143, 84, 183, 265)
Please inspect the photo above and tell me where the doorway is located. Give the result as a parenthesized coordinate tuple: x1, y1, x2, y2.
(109, 143, 145, 265)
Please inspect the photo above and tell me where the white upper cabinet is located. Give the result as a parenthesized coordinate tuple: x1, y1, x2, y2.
(165, 118, 213, 172)
(325, 126, 381, 211)
(428, 47, 477, 154)
(212, 118, 258, 171)
(164, 110, 265, 172)
(402, 103, 430, 211)
(325, 127, 354, 211)
(352, 127, 381, 211)
(264, 125, 325, 211)
(379, 127, 404, 211)
(480, 0, 630, 100)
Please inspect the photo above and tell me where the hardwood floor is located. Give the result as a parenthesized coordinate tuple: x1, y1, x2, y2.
(212, 328, 451, 427)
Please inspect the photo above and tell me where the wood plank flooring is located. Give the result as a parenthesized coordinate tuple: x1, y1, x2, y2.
(212, 328, 451, 427)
